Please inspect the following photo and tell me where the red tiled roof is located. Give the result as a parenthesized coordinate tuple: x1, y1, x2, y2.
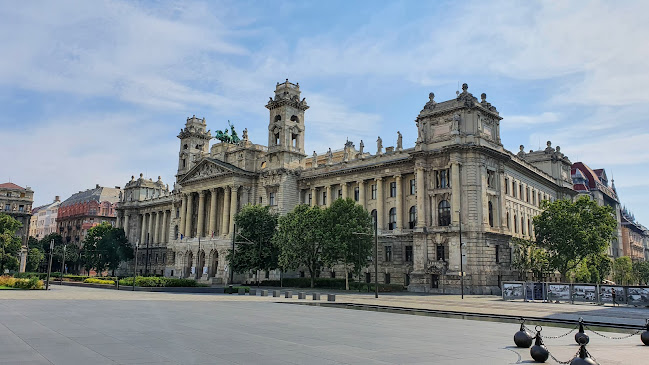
(0, 182, 25, 190)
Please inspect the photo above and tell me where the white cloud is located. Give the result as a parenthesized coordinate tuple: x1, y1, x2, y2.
(502, 112, 560, 128)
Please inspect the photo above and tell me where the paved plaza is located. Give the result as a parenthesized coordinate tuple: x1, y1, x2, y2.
(0, 286, 646, 364)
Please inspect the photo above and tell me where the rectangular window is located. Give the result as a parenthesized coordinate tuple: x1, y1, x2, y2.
(4, 204, 9, 211)
(436, 169, 450, 188)
(330, 271, 336, 278)
(532, 190, 536, 205)
(519, 185, 523, 200)
(366, 272, 371, 283)
(436, 244, 445, 261)
(308, 193, 312, 205)
(505, 178, 509, 194)
(300, 271, 305, 278)
(405, 245, 413, 262)
(384, 273, 391, 284)
(338, 189, 342, 199)
(512, 181, 516, 198)
(384, 246, 392, 262)
(389, 182, 397, 197)
(405, 274, 410, 286)
(371, 184, 377, 200)
(354, 187, 359, 201)
(410, 179, 416, 195)
(269, 193, 275, 206)
(322, 192, 327, 205)
(495, 245, 500, 263)
(526, 188, 530, 202)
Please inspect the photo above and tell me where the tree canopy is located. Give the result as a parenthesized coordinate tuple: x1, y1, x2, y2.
(321, 198, 373, 289)
(80, 223, 133, 276)
(533, 196, 617, 280)
(226, 204, 278, 275)
(0, 213, 23, 272)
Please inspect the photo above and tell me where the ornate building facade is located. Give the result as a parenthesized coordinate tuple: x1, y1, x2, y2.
(0, 182, 34, 272)
(29, 196, 61, 240)
(116, 80, 576, 293)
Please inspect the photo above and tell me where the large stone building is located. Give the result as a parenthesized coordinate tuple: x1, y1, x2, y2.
(57, 185, 121, 247)
(620, 208, 647, 262)
(571, 163, 624, 257)
(0, 182, 34, 272)
(116, 80, 576, 293)
(29, 196, 61, 240)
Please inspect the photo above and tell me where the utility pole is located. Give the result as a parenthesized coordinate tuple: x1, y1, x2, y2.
(229, 223, 235, 285)
(132, 240, 139, 291)
(374, 217, 378, 299)
(459, 210, 464, 300)
(59, 244, 66, 285)
(45, 239, 54, 290)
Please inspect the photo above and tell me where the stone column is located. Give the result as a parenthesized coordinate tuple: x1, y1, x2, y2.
(147, 212, 153, 244)
(325, 185, 331, 207)
(310, 188, 316, 207)
(376, 177, 384, 231)
(185, 193, 193, 238)
(179, 194, 187, 237)
(162, 210, 168, 243)
(140, 214, 146, 245)
(197, 190, 206, 238)
(153, 211, 160, 244)
(115, 213, 121, 228)
(451, 162, 461, 224)
(209, 188, 217, 237)
(229, 185, 238, 234)
(358, 180, 365, 208)
(341, 182, 348, 200)
(395, 175, 403, 230)
(123, 214, 129, 240)
(222, 187, 230, 236)
(415, 168, 425, 228)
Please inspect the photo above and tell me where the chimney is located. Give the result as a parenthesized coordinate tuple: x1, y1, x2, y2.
(54, 196, 60, 202)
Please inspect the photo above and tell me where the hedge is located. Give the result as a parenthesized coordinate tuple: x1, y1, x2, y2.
(83, 278, 115, 285)
(118, 277, 207, 287)
(225, 286, 250, 294)
(0, 275, 43, 289)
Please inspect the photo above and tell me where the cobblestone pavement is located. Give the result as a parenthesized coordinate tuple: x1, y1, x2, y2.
(0, 286, 646, 364)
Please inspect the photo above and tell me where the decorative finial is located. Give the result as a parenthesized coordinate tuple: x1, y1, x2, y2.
(546, 141, 551, 147)
(481, 93, 487, 102)
(462, 83, 468, 92)
(429, 92, 435, 101)
(158, 176, 162, 180)
(140, 173, 143, 178)
(520, 145, 524, 151)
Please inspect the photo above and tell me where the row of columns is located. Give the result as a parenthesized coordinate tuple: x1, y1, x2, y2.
(136, 209, 171, 245)
(308, 173, 423, 231)
(178, 185, 240, 239)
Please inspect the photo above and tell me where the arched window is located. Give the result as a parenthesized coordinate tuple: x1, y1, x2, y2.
(409, 206, 417, 229)
(290, 115, 299, 122)
(388, 208, 396, 230)
(488, 201, 494, 227)
(438, 200, 451, 226)
(274, 115, 281, 122)
(174, 225, 179, 240)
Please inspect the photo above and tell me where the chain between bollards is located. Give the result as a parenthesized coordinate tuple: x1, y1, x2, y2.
(584, 325, 643, 340)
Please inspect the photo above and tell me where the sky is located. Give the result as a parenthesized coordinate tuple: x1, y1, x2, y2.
(1, 0, 648, 224)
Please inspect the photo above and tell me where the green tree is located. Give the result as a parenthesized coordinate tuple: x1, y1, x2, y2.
(274, 204, 327, 288)
(25, 248, 44, 272)
(321, 198, 373, 290)
(226, 204, 279, 277)
(633, 261, 649, 285)
(613, 256, 634, 285)
(0, 213, 23, 272)
(81, 224, 133, 276)
(510, 238, 550, 281)
(533, 196, 617, 281)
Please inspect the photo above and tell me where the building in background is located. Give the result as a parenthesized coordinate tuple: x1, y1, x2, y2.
(571, 163, 623, 257)
(621, 208, 647, 262)
(0, 182, 34, 272)
(117, 80, 576, 293)
(57, 185, 121, 247)
(29, 196, 61, 240)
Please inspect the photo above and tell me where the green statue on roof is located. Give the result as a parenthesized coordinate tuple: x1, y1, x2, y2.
(215, 120, 241, 144)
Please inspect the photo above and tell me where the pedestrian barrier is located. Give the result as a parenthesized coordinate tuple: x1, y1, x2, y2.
(312, 293, 321, 300)
(273, 290, 280, 297)
(249, 289, 256, 296)
(298, 292, 306, 299)
(327, 294, 336, 302)
(261, 289, 268, 297)
(285, 291, 293, 298)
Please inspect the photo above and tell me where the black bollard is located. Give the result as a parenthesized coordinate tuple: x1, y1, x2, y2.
(641, 320, 649, 346)
(574, 318, 589, 345)
(514, 321, 533, 348)
(569, 338, 596, 365)
(530, 327, 549, 363)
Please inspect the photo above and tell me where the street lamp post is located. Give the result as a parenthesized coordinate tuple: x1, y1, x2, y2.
(132, 240, 139, 291)
(458, 210, 464, 300)
(145, 234, 150, 275)
(195, 236, 201, 281)
(45, 239, 54, 290)
(59, 244, 66, 285)
(374, 217, 378, 299)
(229, 223, 235, 285)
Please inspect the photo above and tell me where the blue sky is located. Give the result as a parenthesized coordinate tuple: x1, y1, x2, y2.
(1, 0, 648, 225)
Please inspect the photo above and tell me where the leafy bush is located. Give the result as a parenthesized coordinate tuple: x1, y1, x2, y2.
(1, 275, 43, 289)
(118, 276, 206, 287)
(83, 278, 115, 285)
(225, 286, 250, 294)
